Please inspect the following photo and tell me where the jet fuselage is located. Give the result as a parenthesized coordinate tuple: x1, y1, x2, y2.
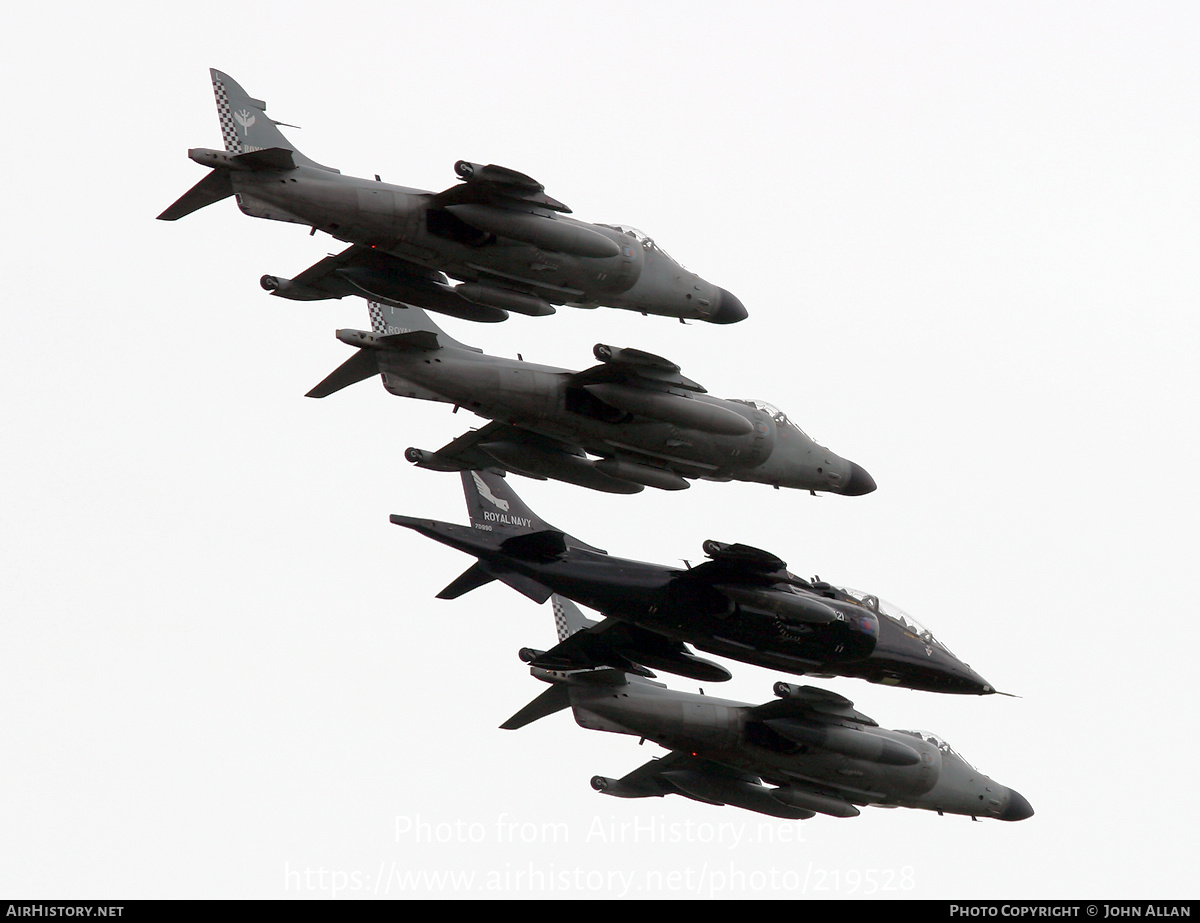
(369, 341, 864, 493)
(394, 517, 990, 694)
(573, 679, 1031, 820)
(163, 70, 746, 323)
(201, 150, 745, 323)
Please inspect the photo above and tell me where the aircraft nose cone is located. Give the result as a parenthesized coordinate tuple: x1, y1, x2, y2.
(964, 666, 996, 695)
(709, 288, 748, 324)
(842, 462, 877, 496)
(999, 789, 1034, 821)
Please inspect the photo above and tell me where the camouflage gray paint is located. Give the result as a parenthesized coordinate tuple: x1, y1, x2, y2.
(506, 608, 1032, 822)
(160, 70, 747, 326)
(308, 301, 875, 496)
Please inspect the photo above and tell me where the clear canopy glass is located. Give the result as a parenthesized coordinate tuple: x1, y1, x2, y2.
(729, 399, 809, 437)
(834, 587, 956, 656)
(597, 224, 674, 261)
(895, 730, 978, 769)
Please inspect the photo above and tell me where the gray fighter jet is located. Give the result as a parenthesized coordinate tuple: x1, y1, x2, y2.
(505, 597, 1032, 822)
(308, 300, 875, 496)
(159, 69, 746, 326)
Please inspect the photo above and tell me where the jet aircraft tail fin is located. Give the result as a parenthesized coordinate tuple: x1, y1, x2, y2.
(307, 300, 479, 400)
(460, 470, 605, 553)
(366, 301, 478, 353)
(389, 476, 601, 603)
(158, 70, 336, 222)
(500, 597, 632, 730)
(208, 69, 333, 171)
(551, 595, 599, 642)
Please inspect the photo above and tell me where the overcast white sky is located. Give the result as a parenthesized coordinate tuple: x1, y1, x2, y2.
(2, 0, 1197, 900)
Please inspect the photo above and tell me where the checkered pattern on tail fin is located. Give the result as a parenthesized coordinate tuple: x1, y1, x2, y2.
(368, 302, 387, 334)
(551, 595, 597, 641)
(211, 74, 241, 153)
(553, 597, 571, 642)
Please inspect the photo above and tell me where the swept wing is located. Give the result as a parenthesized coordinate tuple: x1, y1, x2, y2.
(592, 752, 816, 820)
(261, 245, 509, 323)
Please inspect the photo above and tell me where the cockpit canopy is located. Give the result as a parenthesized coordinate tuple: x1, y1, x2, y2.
(729, 399, 810, 437)
(896, 730, 977, 769)
(597, 224, 675, 262)
(835, 587, 957, 657)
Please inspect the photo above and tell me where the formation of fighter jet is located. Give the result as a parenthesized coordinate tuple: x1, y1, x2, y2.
(503, 596, 1031, 822)
(161, 68, 1026, 826)
(307, 300, 876, 496)
(391, 469, 993, 694)
(159, 70, 746, 326)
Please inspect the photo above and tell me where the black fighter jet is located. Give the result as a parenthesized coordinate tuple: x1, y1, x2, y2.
(392, 470, 996, 694)
(159, 69, 746, 325)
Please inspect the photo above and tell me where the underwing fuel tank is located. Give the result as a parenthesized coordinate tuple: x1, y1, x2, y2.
(655, 772, 816, 819)
(771, 787, 861, 818)
(474, 441, 644, 495)
(593, 458, 689, 491)
(589, 773, 814, 819)
(454, 283, 556, 317)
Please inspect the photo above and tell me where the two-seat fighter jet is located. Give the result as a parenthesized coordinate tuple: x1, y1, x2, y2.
(391, 470, 993, 694)
(159, 69, 746, 325)
(503, 597, 1031, 821)
(307, 300, 875, 496)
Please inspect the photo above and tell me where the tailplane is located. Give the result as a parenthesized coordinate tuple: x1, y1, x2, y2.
(499, 684, 571, 730)
(306, 301, 469, 400)
(500, 595, 629, 730)
(388, 473, 602, 603)
(157, 169, 234, 221)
